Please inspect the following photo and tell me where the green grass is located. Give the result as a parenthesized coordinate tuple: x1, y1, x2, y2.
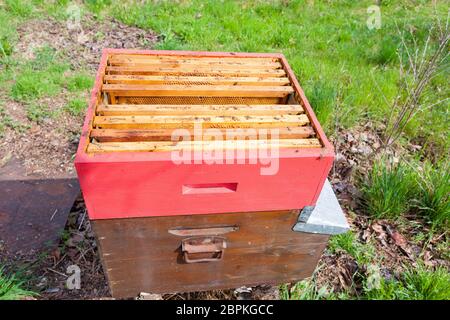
(360, 158, 449, 228)
(282, 265, 450, 300)
(65, 97, 87, 115)
(280, 280, 341, 300)
(0, 267, 36, 300)
(4, 0, 33, 18)
(360, 160, 416, 219)
(414, 161, 450, 229)
(328, 231, 375, 265)
(67, 73, 94, 92)
(0, 36, 13, 58)
(364, 265, 450, 300)
(0, 5, 20, 60)
(25, 103, 53, 123)
(10, 46, 70, 102)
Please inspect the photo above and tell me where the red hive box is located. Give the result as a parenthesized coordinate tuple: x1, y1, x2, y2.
(75, 49, 334, 220)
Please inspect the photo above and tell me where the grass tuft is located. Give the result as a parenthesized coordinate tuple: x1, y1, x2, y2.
(0, 36, 13, 57)
(365, 265, 450, 300)
(67, 73, 94, 92)
(4, 0, 33, 18)
(360, 160, 415, 219)
(328, 231, 375, 265)
(280, 280, 338, 300)
(361, 158, 449, 228)
(11, 47, 69, 102)
(65, 97, 87, 116)
(414, 161, 449, 229)
(0, 268, 36, 300)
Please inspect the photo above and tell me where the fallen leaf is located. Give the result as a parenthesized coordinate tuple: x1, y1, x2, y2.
(362, 229, 371, 242)
(51, 248, 61, 260)
(371, 223, 384, 234)
(390, 231, 407, 247)
(423, 251, 434, 267)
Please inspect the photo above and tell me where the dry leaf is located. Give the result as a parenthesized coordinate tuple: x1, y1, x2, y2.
(388, 229, 405, 244)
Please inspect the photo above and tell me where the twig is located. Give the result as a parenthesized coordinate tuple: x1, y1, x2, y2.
(47, 268, 68, 278)
(78, 209, 86, 231)
(50, 209, 58, 221)
(382, 15, 449, 148)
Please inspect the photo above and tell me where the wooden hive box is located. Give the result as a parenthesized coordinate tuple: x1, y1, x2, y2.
(75, 49, 334, 220)
(75, 49, 341, 297)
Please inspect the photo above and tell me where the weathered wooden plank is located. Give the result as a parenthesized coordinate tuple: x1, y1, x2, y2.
(102, 84, 294, 97)
(109, 54, 279, 63)
(96, 104, 304, 116)
(90, 127, 316, 142)
(103, 75, 291, 86)
(108, 60, 283, 70)
(105, 66, 286, 77)
(87, 138, 321, 153)
(93, 114, 310, 129)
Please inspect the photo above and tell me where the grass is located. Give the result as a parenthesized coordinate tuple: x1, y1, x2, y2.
(328, 231, 375, 265)
(364, 265, 450, 300)
(414, 161, 450, 229)
(3, 45, 91, 122)
(4, 0, 33, 18)
(10, 46, 70, 102)
(360, 158, 449, 229)
(65, 97, 87, 116)
(0, 4, 20, 60)
(280, 279, 339, 300)
(360, 159, 415, 219)
(0, 267, 36, 300)
(67, 73, 94, 92)
(25, 103, 53, 123)
(282, 264, 450, 300)
(0, 105, 27, 137)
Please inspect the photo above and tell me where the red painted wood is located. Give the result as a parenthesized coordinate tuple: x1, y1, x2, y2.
(75, 49, 334, 220)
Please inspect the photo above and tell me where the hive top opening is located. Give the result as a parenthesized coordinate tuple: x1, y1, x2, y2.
(85, 52, 325, 154)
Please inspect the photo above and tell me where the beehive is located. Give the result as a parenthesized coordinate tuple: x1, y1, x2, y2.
(75, 49, 334, 220)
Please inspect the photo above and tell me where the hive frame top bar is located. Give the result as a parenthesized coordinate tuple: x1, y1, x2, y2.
(75, 49, 334, 163)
